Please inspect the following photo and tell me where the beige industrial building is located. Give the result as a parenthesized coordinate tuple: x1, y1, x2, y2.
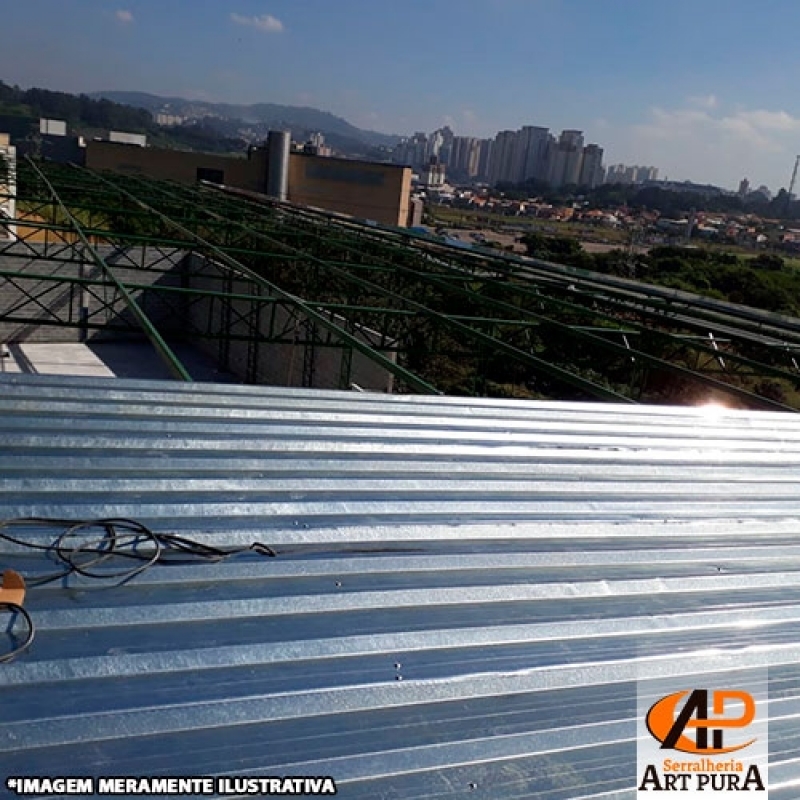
(86, 138, 413, 228)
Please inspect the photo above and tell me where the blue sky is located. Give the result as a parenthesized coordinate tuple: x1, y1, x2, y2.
(3, 0, 800, 190)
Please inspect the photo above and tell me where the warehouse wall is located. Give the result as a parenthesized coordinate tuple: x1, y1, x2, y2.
(288, 153, 412, 228)
(86, 141, 269, 193)
(85, 141, 412, 227)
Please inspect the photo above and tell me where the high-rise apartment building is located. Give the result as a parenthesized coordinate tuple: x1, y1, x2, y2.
(504, 125, 552, 184)
(393, 122, 607, 189)
(449, 136, 481, 179)
(391, 132, 429, 168)
(545, 130, 584, 188)
(477, 138, 493, 182)
(521, 126, 552, 183)
(738, 177, 750, 197)
(579, 144, 604, 189)
(605, 164, 659, 185)
(488, 130, 519, 185)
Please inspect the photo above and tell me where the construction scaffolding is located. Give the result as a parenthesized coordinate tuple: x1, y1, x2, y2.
(2, 157, 800, 409)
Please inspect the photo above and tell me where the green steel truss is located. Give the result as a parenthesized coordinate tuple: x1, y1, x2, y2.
(2, 158, 800, 409)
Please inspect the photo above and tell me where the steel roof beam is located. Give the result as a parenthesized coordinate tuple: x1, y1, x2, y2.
(132, 174, 634, 403)
(23, 159, 193, 382)
(78, 166, 439, 396)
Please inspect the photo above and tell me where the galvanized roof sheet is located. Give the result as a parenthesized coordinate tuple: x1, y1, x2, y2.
(1, 373, 800, 798)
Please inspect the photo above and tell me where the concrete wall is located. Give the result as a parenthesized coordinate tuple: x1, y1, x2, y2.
(0, 244, 186, 344)
(183, 254, 395, 391)
(85, 141, 412, 227)
(0, 244, 397, 391)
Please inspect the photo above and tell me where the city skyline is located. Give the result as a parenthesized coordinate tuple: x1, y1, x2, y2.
(3, 1, 800, 191)
(394, 125, 609, 191)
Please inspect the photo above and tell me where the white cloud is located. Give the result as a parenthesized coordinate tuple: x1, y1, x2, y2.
(115, 9, 134, 23)
(230, 13, 284, 33)
(636, 105, 800, 152)
(688, 94, 718, 110)
(461, 108, 479, 129)
(734, 109, 800, 133)
(616, 101, 800, 188)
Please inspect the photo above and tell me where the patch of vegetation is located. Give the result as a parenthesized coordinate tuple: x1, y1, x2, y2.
(521, 237, 800, 317)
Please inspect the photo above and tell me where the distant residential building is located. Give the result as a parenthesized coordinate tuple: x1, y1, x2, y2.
(425, 126, 454, 164)
(755, 184, 772, 201)
(391, 132, 429, 168)
(488, 130, 519, 185)
(449, 136, 481, 180)
(638, 166, 658, 183)
(477, 138, 493, 182)
(40, 118, 67, 136)
(109, 131, 147, 148)
(579, 144, 604, 189)
(394, 122, 607, 190)
(545, 130, 584, 188)
(521, 126, 552, 183)
(422, 156, 446, 188)
(437, 126, 455, 166)
(738, 178, 750, 197)
(155, 113, 184, 127)
(605, 164, 659, 185)
(304, 132, 332, 157)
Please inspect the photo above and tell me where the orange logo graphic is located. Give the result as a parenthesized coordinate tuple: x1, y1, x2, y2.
(647, 689, 756, 754)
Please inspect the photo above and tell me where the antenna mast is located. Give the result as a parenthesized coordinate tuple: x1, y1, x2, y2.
(789, 155, 800, 200)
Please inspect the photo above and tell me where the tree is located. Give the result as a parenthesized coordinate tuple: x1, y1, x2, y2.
(521, 233, 593, 268)
(750, 253, 784, 271)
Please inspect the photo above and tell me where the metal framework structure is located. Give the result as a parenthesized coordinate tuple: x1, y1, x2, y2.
(2, 157, 800, 409)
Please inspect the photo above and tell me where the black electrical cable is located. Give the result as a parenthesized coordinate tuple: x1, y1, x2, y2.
(0, 517, 277, 663)
(0, 602, 35, 665)
(0, 517, 276, 586)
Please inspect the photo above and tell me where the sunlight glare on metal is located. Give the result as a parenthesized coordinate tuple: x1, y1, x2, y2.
(697, 400, 729, 417)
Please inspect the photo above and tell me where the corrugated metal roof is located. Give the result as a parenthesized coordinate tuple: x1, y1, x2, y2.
(1, 373, 800, 798)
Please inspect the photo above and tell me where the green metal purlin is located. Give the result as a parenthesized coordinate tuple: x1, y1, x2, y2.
(80, 166, 440, 396)
(24, 158, 193, 383)
(206, 183, 776, 348)
(253, 185, 800, 354)
(5, 159, 800, 407)
(164, 182, 612, 395)
(142, 174, 634, 403)
(412, 251, 800, 392)
(205, 184, 794, 409)
(270, 188, 800, 384)
(412, 264, 796, 412)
